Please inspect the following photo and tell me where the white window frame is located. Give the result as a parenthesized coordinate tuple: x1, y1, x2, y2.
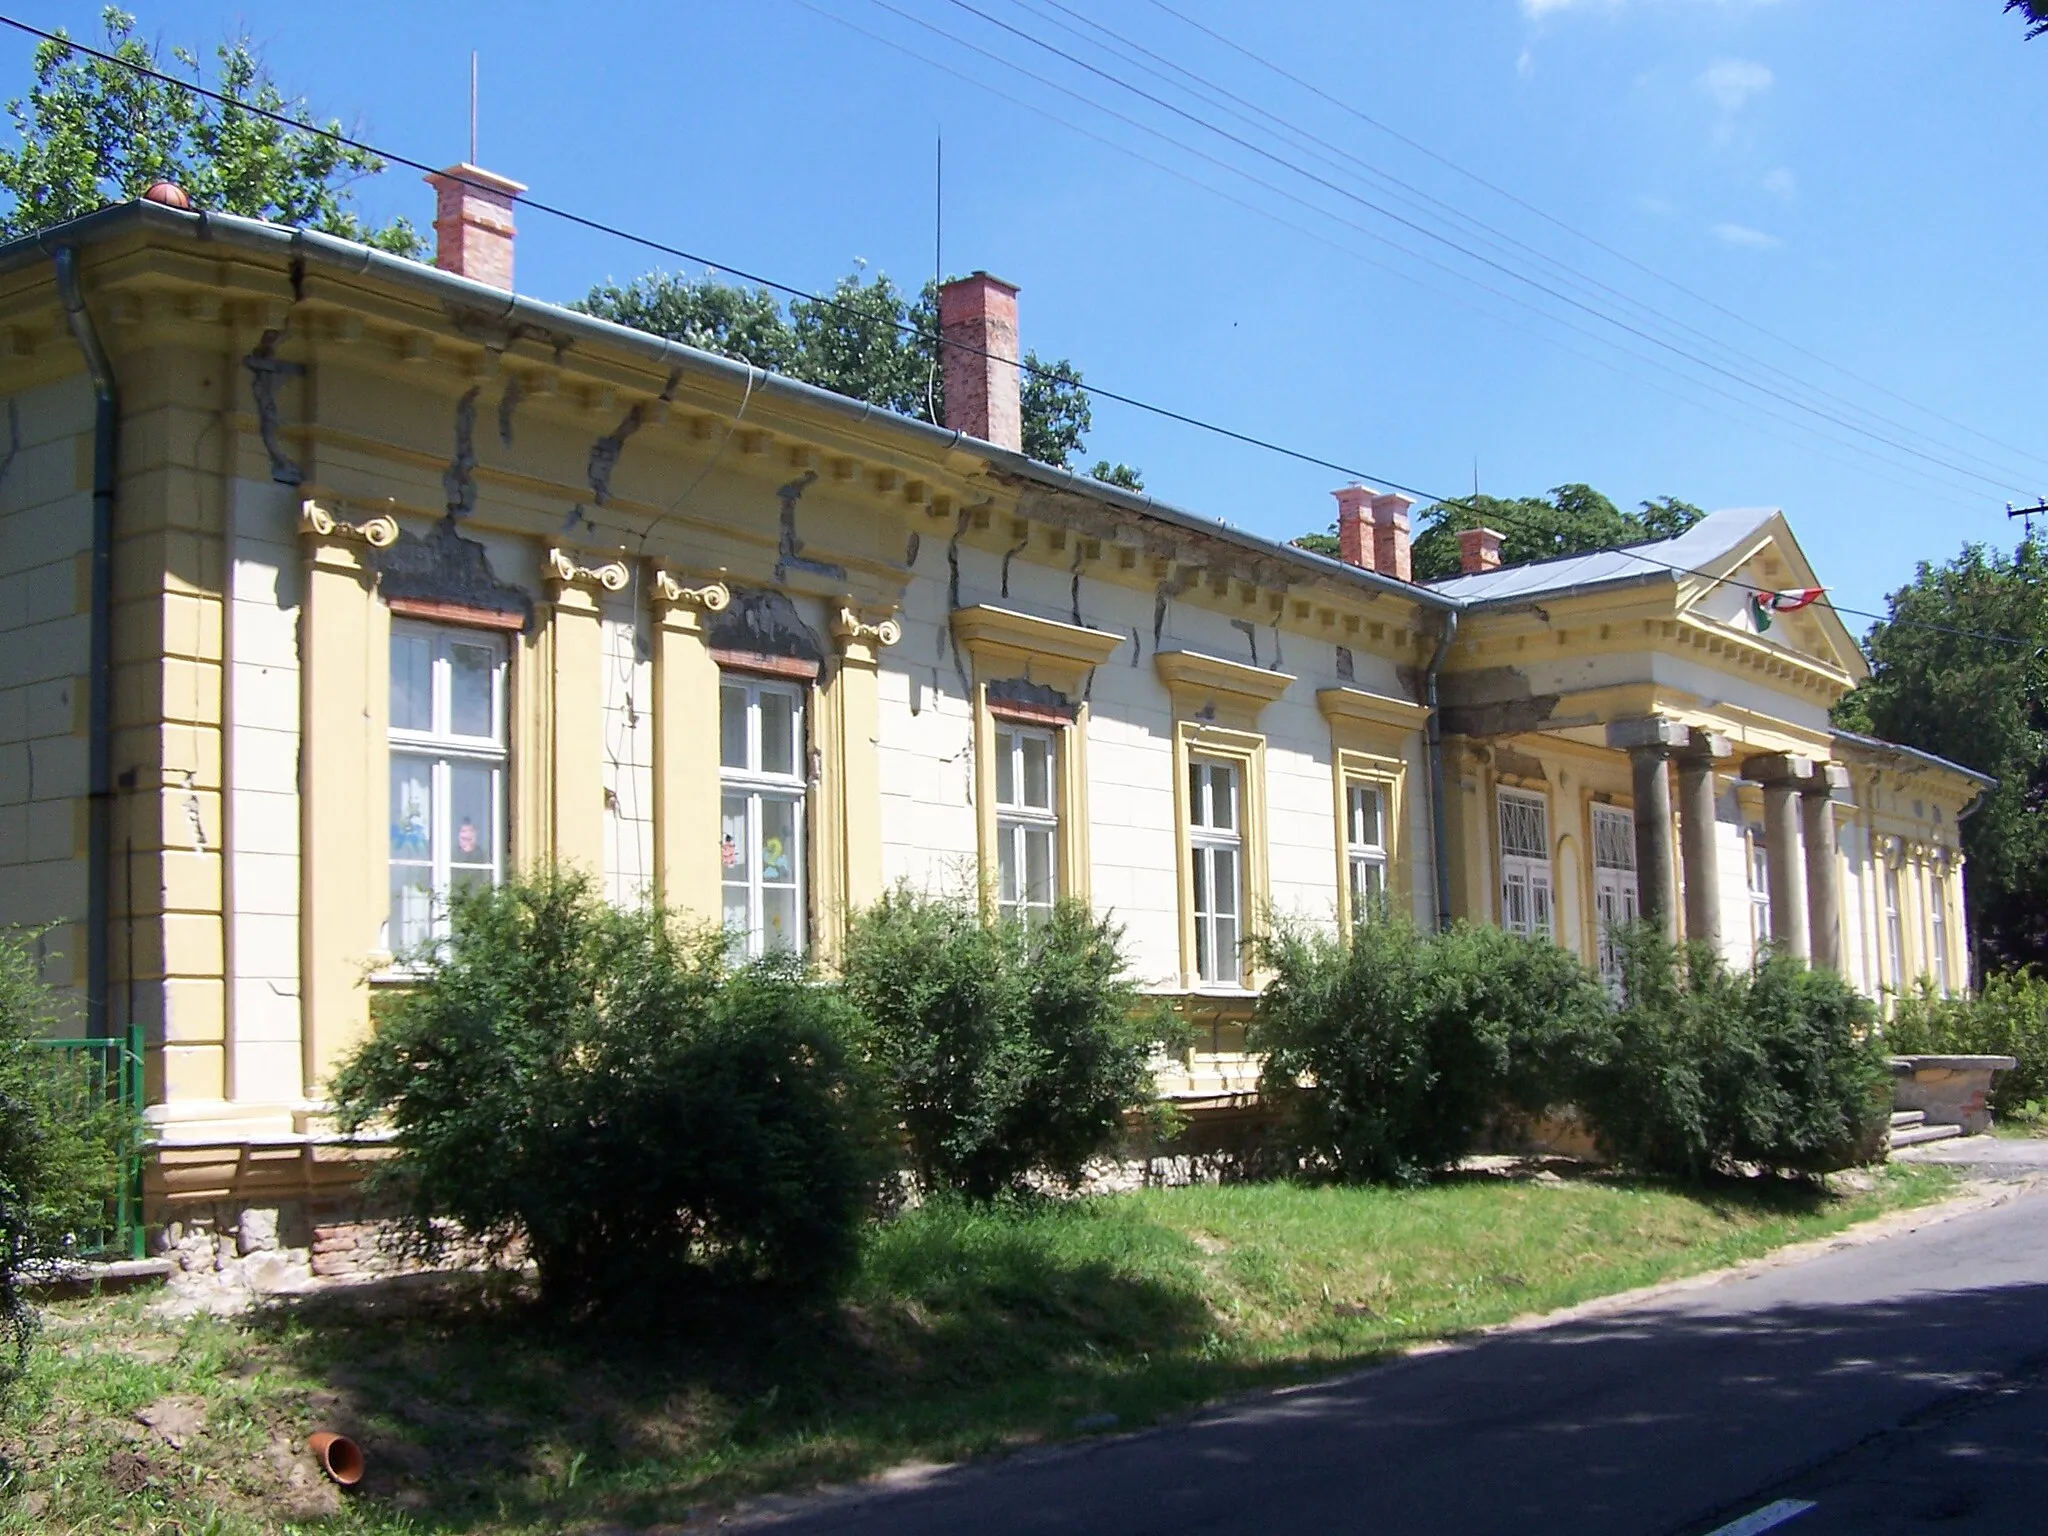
(1590, 804, 1639, 982)
(994, 724, 1059, 928)
(1883, 858, 1905, 990)
(386, 621, 508, 956)
(1496, 787, 1553, 940)
(719, 674, 808, 960)
(1930, 866, 1952, 996)
(1345, 780, 1389, 925)
(1747, 823, 1774, 960)
(1189, 758, 1245, 986)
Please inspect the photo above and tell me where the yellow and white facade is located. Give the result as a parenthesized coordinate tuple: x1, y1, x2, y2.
(0, 194, 1985, 1227)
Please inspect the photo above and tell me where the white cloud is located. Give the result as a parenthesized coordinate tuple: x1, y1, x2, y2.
(1711, 222, 1780, 249)
(1516, 48, 1535, 76)
(1761, 166, 1797, 201)
(1700, 58, 1774, 110)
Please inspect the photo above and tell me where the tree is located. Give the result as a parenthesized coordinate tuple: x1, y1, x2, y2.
(576, 268, 1139, 479)
(0, 8, 420, 253)
(1292, 485, 1705, 581)
(1833, 536, 2048, 973)
(2008, 0, 2048, 39)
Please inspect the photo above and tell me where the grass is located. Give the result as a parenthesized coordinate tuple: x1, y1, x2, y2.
(1, 1162, 1957, 1534)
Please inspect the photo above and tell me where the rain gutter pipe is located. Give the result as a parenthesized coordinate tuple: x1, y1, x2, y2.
(1424, 608, 1459, 934)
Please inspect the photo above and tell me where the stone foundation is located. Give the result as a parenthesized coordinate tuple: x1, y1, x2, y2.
(1891, 1054, 2018, 1137)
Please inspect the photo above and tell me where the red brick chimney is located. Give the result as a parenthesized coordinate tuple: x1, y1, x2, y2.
(425, 163, 526, 291)
(938, 272, 1022, 453)
(1332, 484, 1375, 571)
(1458, 526, 1505, 576)
(1371, 492, 1414, 583)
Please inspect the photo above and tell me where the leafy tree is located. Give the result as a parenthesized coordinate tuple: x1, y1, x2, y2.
(1, 931, 134, 1394)
(577, 268, 1137, 479)
(331, 872, 886, 1314)
(1090, 460, 1145, 492)
(1292, 486, 1705, 580)
(839, 889, 1174, 1198)
(0, 8, 420, 252)
(1833, 537, 2048, 972)
(2009, 0, 2048, 40)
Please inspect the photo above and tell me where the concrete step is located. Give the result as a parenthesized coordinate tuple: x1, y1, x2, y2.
(1890, 1122, 1965, 1148)
(1891, 1109, 1927, 1131)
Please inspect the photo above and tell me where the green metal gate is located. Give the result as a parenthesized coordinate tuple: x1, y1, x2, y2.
(28, 1024, 146, 1261)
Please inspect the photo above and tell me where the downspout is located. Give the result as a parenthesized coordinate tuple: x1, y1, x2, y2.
(1424, 607, 1460, 934)
(52, 245, 116, 1039)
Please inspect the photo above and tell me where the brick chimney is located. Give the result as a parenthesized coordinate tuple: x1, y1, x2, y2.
(1371, 492, 1414, 583)
(425, 163, 526, 291)
(1458, 526, 1505, 576)
(938, 271, 1022, 452)
(1332, 484, 1375, 570)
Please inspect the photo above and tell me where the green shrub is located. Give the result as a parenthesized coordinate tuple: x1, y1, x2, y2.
(1886, 969, 2048, 1115)
(1248, 917, 1611, 1184)
(0, 932, 133, 1391)
(331, 872, 886, 1314)
(840, 889, 1171, 1198)
(1583, 929, 1890, 1179)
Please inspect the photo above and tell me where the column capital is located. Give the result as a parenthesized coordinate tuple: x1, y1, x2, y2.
(1740, 752, 1816, 787)
(1798, 762, 1852, 798)
(298, 499, 398, 575)
(650, 566, 730, 632)
(545, 545, 629, 613)
(832, 600, 902, 663)
(1606, 715, 1688, 754)
(1677, 728, 1732, 762)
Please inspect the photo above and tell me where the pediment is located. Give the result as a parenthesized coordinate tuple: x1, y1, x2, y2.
(1675, 511, 1867, 684)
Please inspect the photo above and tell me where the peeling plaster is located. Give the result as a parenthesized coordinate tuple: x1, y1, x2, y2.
(1270, 620, 1285, 672)
(999, 525, 1030, 600)
(1230, 617, 1259, 667)
(243, 328, 305, 486)
(587, 405, 644, 506)
(497, 375, 522, 447)
(774, 471, 845, 584)
(1152, 567, 1193, 650)
(1069, 542, 1086, 628)
(1335, 645, 1355, 681)
(443, 386, 480, 518)
(905, 531, 921, 568)
(1128, 626, 1141, 667)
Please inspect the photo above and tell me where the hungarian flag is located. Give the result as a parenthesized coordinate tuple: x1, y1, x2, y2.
(1749, 587, 1825, 632)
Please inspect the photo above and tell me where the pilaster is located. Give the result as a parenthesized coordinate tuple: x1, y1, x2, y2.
(544, 546, 626, 879)
(814, 600, 900, 959)
(650, 567, 730, 925)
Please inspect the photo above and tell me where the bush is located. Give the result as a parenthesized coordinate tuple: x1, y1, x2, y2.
(840, 889, 1171, 1198)
(331, 872, 886, 1314)
(0, 932, 132, 1391)
(1248, 917, 1611, 1184)
(1886, 969, 2048, 1116)
(1582, 929, 1890, 1179)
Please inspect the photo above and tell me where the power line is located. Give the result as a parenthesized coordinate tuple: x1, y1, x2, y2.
(834, 0, 2001, 507)
(921, 0, 2032, 496)
(0, 12, 2027, 648)
(1140, 0, 2048, 486)
(1009, 0, 2048, 493)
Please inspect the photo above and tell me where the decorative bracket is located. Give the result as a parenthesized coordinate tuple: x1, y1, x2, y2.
(651, 566, 732, 612)
(545, 545, 630, 594)
(832, 602, 902, 652)
(299, 499, 399, 548)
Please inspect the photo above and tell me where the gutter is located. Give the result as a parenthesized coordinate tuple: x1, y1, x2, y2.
(0, 202, 1454, 616)
(1423, 607, 1459, 934)
(49, 243, 116, 1039)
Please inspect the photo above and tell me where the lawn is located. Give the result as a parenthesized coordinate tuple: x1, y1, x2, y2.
(0, 1162, 1957, 1534)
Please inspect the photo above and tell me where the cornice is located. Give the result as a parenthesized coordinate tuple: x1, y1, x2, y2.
(1316, 685, 1430, 732)
(1154, 649, 1295, 709)
(951, 604, 1123, 670)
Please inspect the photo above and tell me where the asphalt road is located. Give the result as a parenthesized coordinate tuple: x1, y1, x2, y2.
(741, 1177, 2048, 1536)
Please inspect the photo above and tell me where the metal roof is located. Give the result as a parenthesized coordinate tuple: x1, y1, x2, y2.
(1422, 506, 1783, 605)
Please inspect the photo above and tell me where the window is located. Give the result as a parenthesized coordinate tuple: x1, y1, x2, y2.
(1345, 782, 1388, 924)
(1497, 787, 1552, 939)
(1591, 805, 1638, 982)
(1930, 868, 1951, 996)
(994, 725, 1058, 927)
(1747, 823, 1773, 958)
(1883, 860, 1904, 989)
(720, 675, 806, 958)
(1189, 759, 1243, 985)
(387, 623, 507, 955)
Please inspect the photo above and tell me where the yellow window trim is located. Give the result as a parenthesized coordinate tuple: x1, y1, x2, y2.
(951, 604, 1121, 910)
(1170, 720, 1270, 992)
(1331, 747, 1408, 933)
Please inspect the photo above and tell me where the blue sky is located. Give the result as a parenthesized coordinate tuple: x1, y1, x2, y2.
(8, 1, 2043, 623)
